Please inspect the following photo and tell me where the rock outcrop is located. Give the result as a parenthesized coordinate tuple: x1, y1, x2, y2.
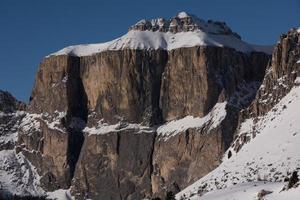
(249, 28, 300, 117)
(0, 90, 25, 113)
(129, 12, 241, 38)
(233, 28, 300, 153)
(19, 55, 87, 190)
(0, 90, 25, 150)
(15, 12, 272, 199)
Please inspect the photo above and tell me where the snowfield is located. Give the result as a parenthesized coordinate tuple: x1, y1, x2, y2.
(49, 30, 272, 57)
(181, 182, 300, 200)
(177, 79, 300, 199)
(46, 189, 73, 200)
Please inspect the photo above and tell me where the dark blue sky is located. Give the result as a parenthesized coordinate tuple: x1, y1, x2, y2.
(1, 0, 300, 102)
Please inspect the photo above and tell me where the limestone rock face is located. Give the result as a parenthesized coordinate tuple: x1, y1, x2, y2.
(152, 128, 222, 196)
(28, 55, 87, 120)
(151, 105, 239, 198)
(160, 47, 269, 121)
(81, 49, 167, 125)
(72, 129, 156, 200)
(18, 55, 88, 191)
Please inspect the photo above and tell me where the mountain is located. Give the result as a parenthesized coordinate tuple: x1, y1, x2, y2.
(1, 12, 299, 200)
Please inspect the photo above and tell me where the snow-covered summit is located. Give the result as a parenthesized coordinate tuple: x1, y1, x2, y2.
(49, 12, 273, 57)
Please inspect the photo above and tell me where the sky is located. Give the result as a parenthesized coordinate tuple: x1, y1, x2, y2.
(0, 0, 300, 102)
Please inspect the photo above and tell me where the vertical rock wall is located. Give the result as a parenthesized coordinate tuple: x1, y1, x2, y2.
(18, 46, 270, 199)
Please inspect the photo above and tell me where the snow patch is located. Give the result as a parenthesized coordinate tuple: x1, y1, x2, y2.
(20, 111, 66, 135)
(47, 189, 74, 200)
(294, 77, 300, 84)
(177, 11, 190, 18)
(157, 102, 227, 140)
(84, 121, 154, 135)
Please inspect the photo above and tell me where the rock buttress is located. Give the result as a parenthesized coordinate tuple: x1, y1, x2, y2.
(18, 55, 87, 190)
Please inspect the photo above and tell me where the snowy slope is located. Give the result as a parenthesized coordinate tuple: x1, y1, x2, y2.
(46, 189, 73, 200)
(182, 182, 300, 200)
(48, 12, 272, 57)
(0, 150, 44, 197)
(176, 78, 300, 199)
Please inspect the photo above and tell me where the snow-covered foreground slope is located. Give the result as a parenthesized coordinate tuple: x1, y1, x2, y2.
(183, 182, 300, 200)
(0, 150, 43, 197)
(177, 79, 300, 199)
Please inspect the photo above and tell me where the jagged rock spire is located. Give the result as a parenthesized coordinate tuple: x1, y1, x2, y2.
(129, 11, 241, 39)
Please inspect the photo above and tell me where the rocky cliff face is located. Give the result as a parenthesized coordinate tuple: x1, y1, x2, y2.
(160, 47, 268, 121)
(249, 28, 300, 117)
(72, 129, 156, 200)
(14, 12, 272, 199)
(81, 49, 167, 125)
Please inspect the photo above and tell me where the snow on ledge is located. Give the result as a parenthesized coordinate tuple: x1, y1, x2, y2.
(47, 189, 74, 200)
(85, 102, 227, 138)
(48, 30, 273, 57)
(157, 102, 227, 140)
(84, 122, 154, 135)
(176, 181, 296, 200)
